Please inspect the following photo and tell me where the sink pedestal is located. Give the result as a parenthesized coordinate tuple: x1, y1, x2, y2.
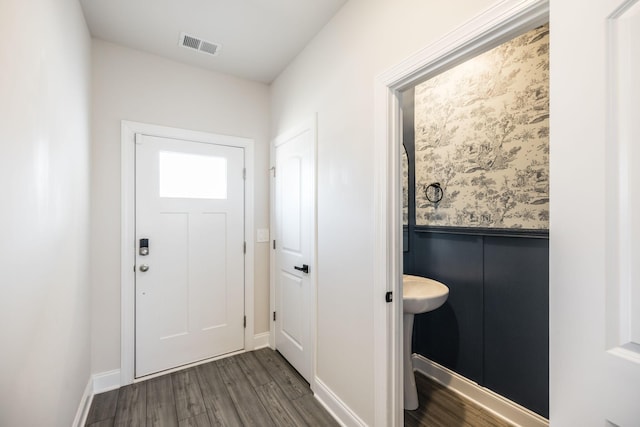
(403, 312, 419, 410)
(402, 274, 449, 411)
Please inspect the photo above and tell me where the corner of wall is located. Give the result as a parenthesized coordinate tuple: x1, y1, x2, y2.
(72, 378, 94, 427)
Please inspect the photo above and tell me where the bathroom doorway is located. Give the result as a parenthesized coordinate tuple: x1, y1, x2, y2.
(372, 1, 549, 425)
(399, 20, 550, 420)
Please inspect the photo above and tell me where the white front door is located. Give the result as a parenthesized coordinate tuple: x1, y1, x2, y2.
(273, 122, 315, 383)
(135, 134, 245, 377)
(552, 0, 640, 424)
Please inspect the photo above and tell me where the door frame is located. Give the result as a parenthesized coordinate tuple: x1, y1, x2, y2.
(120, 120, 255, 385)
(373, 0, 549, 424)
(269, 115, 318, 389)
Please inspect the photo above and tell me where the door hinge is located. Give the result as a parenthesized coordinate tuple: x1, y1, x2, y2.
(244, 316, 247, 328)
(385, 292, 393, 303)
(273, 311, 276, 321)
(243, 168, 246, 180)
(273, 240, 276, 250)
(243, 241, 246, 254)
(270, 166, 276, 178)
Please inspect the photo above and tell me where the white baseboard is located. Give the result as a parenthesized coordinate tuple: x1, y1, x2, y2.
(412, 354, 548, 427)
(253, 332, 271, 349)
(73, 369, 120, 427)
(93, 369, 121, 394)
(72, 377, 94, 427)
(313, 377, 368, 427)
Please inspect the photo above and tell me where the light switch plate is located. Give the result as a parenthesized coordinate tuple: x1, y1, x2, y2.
(256, 228, 270, 243)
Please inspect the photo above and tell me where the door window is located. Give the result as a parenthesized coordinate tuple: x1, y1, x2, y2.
(158, 151, 227, 199)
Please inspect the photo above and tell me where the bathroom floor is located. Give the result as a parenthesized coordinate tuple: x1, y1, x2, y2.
(405, 372, 515, 427)
(85, 348, 339, 426)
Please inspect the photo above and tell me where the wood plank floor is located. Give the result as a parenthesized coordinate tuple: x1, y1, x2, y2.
(86, 348, 339, 427)
(404, 372, 515, 427)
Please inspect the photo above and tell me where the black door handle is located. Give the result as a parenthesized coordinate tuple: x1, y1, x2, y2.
(294, 264, 309, 274)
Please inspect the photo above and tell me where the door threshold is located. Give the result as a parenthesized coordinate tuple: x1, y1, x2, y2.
(134, 349, 245, 382)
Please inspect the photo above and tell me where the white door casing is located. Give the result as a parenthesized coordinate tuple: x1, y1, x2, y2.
(121, 121, 255, 385)
(271, 117, 317, 385)
(135, 134, 245, 377)
(374, 1, 548, 425)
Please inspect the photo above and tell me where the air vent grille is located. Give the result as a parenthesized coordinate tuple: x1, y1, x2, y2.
(199, 41, 219, 55)
(182, 34, 201, 50)
(179, 32, 221, 57)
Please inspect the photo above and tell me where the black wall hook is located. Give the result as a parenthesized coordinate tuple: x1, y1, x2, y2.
(425, 182, 444, 203)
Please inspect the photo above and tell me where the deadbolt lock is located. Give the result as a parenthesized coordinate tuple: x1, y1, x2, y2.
(139, 238, 149, 256)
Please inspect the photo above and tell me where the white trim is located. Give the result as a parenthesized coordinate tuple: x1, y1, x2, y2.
(253, 332, 271, 349)
(269, 115, 318, 387)
(372, 77, 402, 427)
(120, 120, 256, 384)
(243, 140, 256, 352)
(373, 1, 549, 425)
(412, 354, 549, 427)
(269, 132, 276, 350)
(313, 377, 367, 427)
(93, 369, 121, 394)
(72, 377, 93, 427)
(121, 122, 136, 385)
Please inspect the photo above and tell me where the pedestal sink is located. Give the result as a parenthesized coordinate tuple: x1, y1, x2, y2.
(403, 274, 449, 410)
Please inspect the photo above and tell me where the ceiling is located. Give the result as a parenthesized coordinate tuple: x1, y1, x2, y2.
(79, 0, 348, 83)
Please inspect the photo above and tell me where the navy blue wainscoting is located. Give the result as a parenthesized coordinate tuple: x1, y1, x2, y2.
(404, 231, 549, 418)
(406, 232, 484, 384)
(483, 236, 549, 418)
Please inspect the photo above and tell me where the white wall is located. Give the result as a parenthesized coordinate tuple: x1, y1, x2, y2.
(0, 0, 92, 425)
(91, 40, 271, 374)
(270, 0, 494, 423)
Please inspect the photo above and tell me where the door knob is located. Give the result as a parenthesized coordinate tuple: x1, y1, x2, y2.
(139, 264, 149, 272)
(294, 264, 309, 274)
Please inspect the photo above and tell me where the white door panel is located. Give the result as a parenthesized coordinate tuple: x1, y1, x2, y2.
(281, 272, 304, 349)
(135, 134, 245, 377)
(552, 0, 640, 424)
(612, 0, 640, 351)
(605, 1, 640, 423)
(274, 122, 315, 383)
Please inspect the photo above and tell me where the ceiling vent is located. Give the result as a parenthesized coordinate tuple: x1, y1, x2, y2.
(179, 32, 221, 57)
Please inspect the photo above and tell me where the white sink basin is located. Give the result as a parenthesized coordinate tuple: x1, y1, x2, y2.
(402, 274, 449, 314)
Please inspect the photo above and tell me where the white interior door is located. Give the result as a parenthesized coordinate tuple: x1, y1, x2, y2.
(273, 122, 315, 383)
(603, 0, 640, 422)
(135, 134, 245, 377)
(552, 0, 640, 424)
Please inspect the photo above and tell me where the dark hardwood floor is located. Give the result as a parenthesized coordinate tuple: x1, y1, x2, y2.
(87, 348, 513, 427)
(404, 372, 515, 427)
(85, 348, 339, 427)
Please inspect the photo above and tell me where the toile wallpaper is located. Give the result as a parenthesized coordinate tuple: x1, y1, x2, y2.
(414, 24, 549, 230)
